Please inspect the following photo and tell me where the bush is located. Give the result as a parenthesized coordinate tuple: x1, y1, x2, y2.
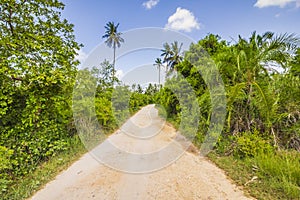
(0, 146, 13, 194)
(234, 130, 274, 158)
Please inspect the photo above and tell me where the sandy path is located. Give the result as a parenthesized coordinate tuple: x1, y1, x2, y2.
(30, 105, 253, 200)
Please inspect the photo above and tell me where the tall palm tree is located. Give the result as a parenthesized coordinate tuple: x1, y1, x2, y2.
(161, 41, 183, 73)
(161, 42, 172, 72)
(153, 58, 163, 85)
(169, 41, 183, 69)
(102, 21, 124, 79)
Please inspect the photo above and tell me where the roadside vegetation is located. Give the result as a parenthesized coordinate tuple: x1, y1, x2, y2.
(1, 0, 300, 200)
(155, 33, 300, 199)
(0, 1, 157, 199)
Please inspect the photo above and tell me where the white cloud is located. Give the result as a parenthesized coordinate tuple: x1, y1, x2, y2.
(142, 0, 159, 10)
(254, 0, 299, 8)
(165, 7, 200, 32)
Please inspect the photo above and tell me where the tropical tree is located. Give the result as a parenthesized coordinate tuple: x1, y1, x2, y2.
(161, 41, 183, 73)
(216, 31, 299, 146)
(161, 42, 172, 71)
(158, 32, 300, 151)
(102, 21, 124, 79)
(170, 41, 184, 69)
(154, 58, 163, 85)
(0, 0, 80, 189)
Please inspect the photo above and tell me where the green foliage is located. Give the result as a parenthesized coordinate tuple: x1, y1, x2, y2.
(1, 3, 300, 197)
(0, 146, 13, 194)
(73, 63, 159, 149)
(233, 130, 274, 158)
(255, 151, 300, 199)
(158, 31, 300, 151)
(0, 0, 81, 196)
(2, 136, 86, 200)
(0, 146, 13, 170)
(161, 41, 183, 73)
(209, 151, 300, 200)
(157, 32, 300, 199)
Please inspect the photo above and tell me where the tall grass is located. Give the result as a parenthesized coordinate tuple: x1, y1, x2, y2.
(209, 150, 300, 200)
(255, 151, 300, 199)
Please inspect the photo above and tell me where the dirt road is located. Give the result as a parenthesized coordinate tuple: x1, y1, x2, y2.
(30, 105, 253, 200)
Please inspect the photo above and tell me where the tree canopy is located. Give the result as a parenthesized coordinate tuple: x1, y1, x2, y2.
(0, 0, 80, 192)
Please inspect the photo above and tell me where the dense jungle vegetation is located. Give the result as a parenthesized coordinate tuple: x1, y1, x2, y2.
(156, 34, 300, 199)
(0, 0, 299, 199)
(0, 1, 155, 199)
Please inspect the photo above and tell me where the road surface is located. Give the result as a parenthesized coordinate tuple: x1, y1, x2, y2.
(30, 105, 252, 200)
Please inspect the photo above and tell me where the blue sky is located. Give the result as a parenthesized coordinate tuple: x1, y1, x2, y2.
(62, 0, 300, 51)
(61, 0, 300, 83)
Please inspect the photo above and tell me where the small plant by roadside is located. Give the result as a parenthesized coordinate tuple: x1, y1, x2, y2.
(210, 132, 300, 200)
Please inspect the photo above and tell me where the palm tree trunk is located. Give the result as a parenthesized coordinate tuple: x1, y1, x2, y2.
(158, 65, 161, 85)
(113, 43, 116, 81)
(165, 65, 168, 79)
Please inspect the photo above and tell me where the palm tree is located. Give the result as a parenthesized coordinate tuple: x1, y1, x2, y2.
(226, 31, 299, 144)
(102, 21, 124, 79)
(153, 58, 163, 85)
(161, 42, 172, 71)
(161, 41, 183, 73)
(169, 41, 183, 69)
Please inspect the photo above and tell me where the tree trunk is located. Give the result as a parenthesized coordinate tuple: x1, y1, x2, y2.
(113, 43, 116, 81)
(158, 65, 161, 85)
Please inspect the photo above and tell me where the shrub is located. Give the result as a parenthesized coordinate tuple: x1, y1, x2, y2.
(234, 130, 274, 158)
(0, 146, 13, 194)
